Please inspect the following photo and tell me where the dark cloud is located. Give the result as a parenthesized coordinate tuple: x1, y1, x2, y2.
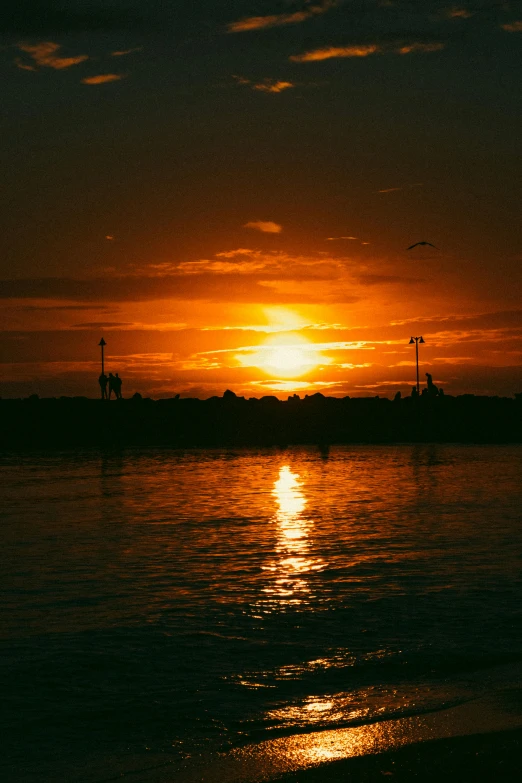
(0, 1, 147, 35)
(71, 321, 134, 328)
(12, 304, 114, 312)
(356, 274, 426, 285)
(0, 274, 327, 304)
(391, 309, 522, 330)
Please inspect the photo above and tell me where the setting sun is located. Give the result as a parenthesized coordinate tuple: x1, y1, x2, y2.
(237, 335, 323, 378)
(264, 343, 314, 374)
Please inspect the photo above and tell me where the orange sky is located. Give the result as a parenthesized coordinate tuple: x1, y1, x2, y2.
(1, 1, 521, 398)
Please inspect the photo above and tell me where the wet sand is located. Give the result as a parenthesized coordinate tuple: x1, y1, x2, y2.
(274, 728, 522, 781)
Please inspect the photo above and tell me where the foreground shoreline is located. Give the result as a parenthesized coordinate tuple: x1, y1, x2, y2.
(27, 690, 516, 783)
(274, 727, 522, 782)
(1, 393, 521, 448)
(9, 722, 522, 783)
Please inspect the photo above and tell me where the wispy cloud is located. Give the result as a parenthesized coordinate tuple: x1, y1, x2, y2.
(233, 75, 295, 94)
(253, 80, 294, 94)
(14, 59, 36, 72)
(199, 340, 373, 358)
(501, 21, 522, 32)
(356, 274, 425, 286)
(377, 183, 423, 193)
(445, 7, 473, 19)
(106, 247, 347, 284)
(227, 1, 335, 33)
(244, 221, 283, 234)
(176, 259, 268, 275)
(81, 73, 125, 85)
(111, 46, 143, 56)
(71, 322, 133, 329)
(290, 41, 444, 62)
(16, 304, 114, 312)
(396, 42, 445, 55)
(215, 248, 259, 258)
(16, 41, 88, 70)
(249, 380, 335, 393)
(325, 236, 370, 246)
(291, 44, 379, 63)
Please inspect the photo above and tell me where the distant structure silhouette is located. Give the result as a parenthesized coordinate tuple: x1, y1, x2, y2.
(407, 241, 438, 250)
(98, 372, 108, 400)
(2, 391, 521, 448)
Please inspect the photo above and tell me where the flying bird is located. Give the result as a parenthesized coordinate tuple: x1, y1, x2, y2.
(407, 241, 438, 250)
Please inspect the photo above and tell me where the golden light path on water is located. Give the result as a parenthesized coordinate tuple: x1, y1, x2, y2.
(260, 466, 325, 609)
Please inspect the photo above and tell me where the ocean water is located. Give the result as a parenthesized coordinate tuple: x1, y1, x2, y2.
(1, 445, 522, 780)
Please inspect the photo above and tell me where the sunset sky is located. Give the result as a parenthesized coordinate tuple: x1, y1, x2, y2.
(1, 0, 521, 399)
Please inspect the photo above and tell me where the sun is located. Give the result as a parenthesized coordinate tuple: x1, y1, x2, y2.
(264, 344, 313, 374)
(241, 335, 321, 378)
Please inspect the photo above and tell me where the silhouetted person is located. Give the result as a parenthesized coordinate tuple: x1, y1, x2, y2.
(411, 386, 419, 398)
(108, 373, 116, 399)
(426, 372, 439, 397)
(394, 391, 402, 401)
(114, 373, 123, 399)
(98, 372, 108, 400)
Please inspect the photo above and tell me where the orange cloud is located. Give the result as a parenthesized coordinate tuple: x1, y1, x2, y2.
(502, 21, 522, 32)
(15, 59, 36, 72)
(17, 41, 88, 70)
(227, 1, 335, 33)
(244, 221, 283, 234)
(233, 75, 295, 94)
(253, 80, 294, 94)
(215, 248, 259, 258)
(111, 47, 143, 56)
(378, 183, 423, 193)
(396, 42, 445, 55)
(291, 41, 444, 63)
(81, 74, 125, 85)
(290, 44, 379, 63)
(177, 260, 268, 275)
(445, 8, 473, 19)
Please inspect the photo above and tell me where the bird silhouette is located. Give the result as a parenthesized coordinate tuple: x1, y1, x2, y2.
(407, 241, 438, 250)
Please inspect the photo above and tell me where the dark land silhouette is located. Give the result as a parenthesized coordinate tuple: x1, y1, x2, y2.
(1, 389, 521, 449)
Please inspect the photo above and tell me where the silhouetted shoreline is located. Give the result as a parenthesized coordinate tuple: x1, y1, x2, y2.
(1, 391, 521, 449)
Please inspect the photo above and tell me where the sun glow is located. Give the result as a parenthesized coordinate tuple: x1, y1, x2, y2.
(264, 343, 314, 374)
(240, 335, 324, 378)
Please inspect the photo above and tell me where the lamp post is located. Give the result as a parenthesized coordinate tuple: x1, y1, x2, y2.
(409, 336, 425, 396)
(99, 337, 106, 376)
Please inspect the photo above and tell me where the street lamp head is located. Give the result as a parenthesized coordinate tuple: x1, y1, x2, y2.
(409, 337, 415, 344)
(419, 336, 425, 344)
(99, 338, 106, 346)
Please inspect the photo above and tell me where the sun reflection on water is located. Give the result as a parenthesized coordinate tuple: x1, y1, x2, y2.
(259, 465, 325, 609)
